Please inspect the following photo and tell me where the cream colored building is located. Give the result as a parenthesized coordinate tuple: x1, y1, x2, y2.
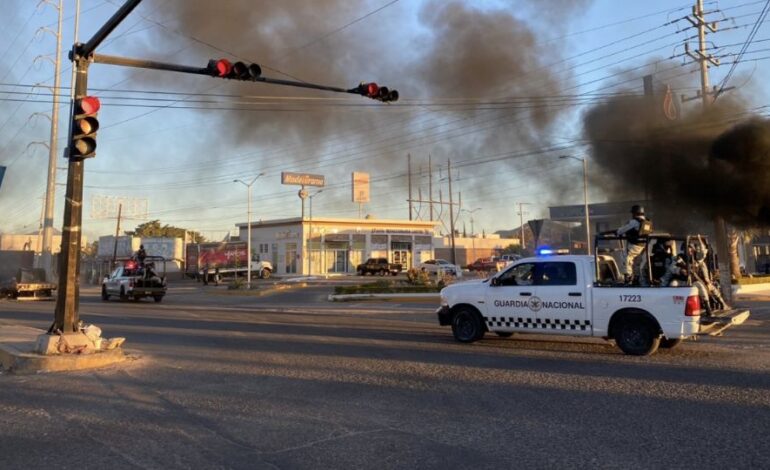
(434, 234, 520, 267)
(235, 217, 438, 275)
(0, 230, 71, 254)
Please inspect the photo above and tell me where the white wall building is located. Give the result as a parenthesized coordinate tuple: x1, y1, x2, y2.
(236, 217, 438, 276)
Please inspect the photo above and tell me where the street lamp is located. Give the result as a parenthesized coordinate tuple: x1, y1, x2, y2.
(560, 155, 591, 255)
(462, 207, 482, 263)
(308, 189, 323, 276)
(234, 172, 265, 288)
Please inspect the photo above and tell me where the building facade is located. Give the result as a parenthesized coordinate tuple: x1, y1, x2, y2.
(236, 217, 438, 276)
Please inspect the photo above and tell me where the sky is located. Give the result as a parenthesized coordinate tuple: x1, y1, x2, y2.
(1, 0, 769, 242)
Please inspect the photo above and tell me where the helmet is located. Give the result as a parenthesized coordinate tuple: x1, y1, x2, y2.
(631, 205, 645, 216)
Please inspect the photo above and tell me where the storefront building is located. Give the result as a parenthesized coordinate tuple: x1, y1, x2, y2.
(235, 217, 438, 276)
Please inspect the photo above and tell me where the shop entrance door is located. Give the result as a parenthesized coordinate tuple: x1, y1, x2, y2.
(391, 242, 412, 269)
(333, 250, 348, 273)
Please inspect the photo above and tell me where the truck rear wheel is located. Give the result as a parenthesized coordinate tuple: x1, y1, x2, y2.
(615, 316, 661, 356)
(153, 295, 163, 303)
(451, 307, 485, 343)
(101, 286, 109, 301)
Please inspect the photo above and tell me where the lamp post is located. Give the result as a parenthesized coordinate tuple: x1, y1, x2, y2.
(234, 172, 265, 288)
(308, 189, 323, 276)
(560, 155, 591, 255)
(462, 207, 481, 263)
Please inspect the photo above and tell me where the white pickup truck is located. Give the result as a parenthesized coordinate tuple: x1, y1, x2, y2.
(436, 253, 750, 355)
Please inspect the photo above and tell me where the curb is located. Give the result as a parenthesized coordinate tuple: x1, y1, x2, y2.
(732, 282, 770, 295)
(0, 326, 128, 375)
(0, 344, 127, 375)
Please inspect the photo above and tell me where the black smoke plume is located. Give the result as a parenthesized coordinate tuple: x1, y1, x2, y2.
(583, 78, 770, 230)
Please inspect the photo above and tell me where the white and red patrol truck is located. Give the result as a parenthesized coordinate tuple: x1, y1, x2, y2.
(436, 245, 750, 355)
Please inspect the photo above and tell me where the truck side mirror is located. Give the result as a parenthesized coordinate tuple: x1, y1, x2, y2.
(490, 277, 500, 287)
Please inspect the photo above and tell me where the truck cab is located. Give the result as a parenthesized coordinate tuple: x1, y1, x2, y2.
(437, 245, 750, 355)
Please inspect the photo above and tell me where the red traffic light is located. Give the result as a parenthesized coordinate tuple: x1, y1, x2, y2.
(71, 96, 100, 159)
(349, 82, 398, 102)
(209, 58, 262, 80)
(78, 96, 100, 114)
(215, 59, 232, 77)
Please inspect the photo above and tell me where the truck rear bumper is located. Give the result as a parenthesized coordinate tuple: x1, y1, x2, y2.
(699, 309, 751, 336)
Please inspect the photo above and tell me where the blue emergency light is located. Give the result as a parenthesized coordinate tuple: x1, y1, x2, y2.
(536, 247, 569, 256)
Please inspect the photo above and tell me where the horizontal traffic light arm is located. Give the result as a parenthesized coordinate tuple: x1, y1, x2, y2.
(91, 53, 397, 100)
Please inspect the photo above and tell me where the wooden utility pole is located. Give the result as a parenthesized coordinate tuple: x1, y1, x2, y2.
(683, 0, 733, 302)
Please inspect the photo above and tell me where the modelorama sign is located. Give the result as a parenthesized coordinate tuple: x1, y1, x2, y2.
(281, 172, 325, 187)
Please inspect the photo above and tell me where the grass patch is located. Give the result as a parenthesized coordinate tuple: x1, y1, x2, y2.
(334, 280, 441, 295)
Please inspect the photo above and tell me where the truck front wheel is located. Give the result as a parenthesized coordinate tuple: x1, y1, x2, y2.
(451, 307, 485, 343)
(260, 269, 271, 279)
(615, 317, 661, 356)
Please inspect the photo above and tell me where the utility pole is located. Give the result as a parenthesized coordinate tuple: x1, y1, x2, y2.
(428, 154, 434, 221)
(40, 0, 64, 280)
(407, 154, 413, 220)
(111, 203, 122, 268)
(517, 202, 531, 250)
(683, 0, 733, 303)
(447, 159, 457, 265)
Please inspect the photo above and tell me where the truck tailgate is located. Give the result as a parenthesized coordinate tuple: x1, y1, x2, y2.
(699, 308, 751, 336)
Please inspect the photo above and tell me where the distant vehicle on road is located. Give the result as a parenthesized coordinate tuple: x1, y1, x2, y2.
(466, 257, 506, 272)
(186, 242, 272, 284)
(102, 257, 167, 302)
(357, 258, 402, 276)
(500, 254, 522, 264)
(418, 259, 461, 277)
(0, 268, 56, 300)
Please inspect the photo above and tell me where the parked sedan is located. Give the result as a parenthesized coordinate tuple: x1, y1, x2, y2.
(417, 259, 461, 277)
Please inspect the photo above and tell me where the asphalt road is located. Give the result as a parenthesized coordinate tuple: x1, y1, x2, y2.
(0, 281, 768, 469)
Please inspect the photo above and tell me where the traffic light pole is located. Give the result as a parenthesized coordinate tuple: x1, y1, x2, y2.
(51, 54, 90, 333)
(50, 0, 142, 334)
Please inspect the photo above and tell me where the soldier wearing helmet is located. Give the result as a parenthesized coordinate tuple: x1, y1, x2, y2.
(616, 205, 651, 284)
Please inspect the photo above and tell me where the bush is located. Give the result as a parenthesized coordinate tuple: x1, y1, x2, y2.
(228, 278, 246, 290)
(406, 268, 431, 286)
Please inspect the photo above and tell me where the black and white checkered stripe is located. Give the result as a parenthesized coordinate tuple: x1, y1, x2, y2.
(485, 316, 591, 331)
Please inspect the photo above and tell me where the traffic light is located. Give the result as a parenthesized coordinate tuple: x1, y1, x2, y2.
(207, 58, 262, 80)
(348, 82, 399, 102)
(70, 96, 100, 159)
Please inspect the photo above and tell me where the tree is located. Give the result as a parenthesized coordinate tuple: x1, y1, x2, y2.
(125, 220, 205, 243)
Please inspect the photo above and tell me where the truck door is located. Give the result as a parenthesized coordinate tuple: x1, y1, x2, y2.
(534, 261, 591, 335)
(106, 267, 122, 294)
(484, 262, 539, 333)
